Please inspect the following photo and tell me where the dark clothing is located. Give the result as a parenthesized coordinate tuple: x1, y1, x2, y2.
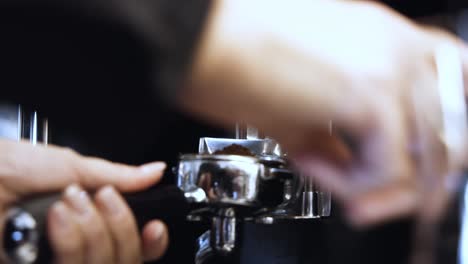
(0, 0, 211, 117)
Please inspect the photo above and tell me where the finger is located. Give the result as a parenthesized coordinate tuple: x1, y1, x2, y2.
(344, 184, 418, 228)
(142, 220, 169, 261)
(94, 186, 142, 264)
(48, 201, 85, 264)
(293, 128, 353, 166)
(63, 185, 114, 264)
(0, 140, 166, 200)
(293, 156, 350, 200)
(296, 98, 412, 203)
(75, 158, 166, 192)
(350, 94, 413, 191)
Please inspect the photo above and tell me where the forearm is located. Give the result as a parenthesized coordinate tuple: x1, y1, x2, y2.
(178, 0, 270, 127)
(178, 0, 362, 131)
(179, 0, 303, 128)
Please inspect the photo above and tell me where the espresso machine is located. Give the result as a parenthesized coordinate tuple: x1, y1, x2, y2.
(176, 124, 331, 263)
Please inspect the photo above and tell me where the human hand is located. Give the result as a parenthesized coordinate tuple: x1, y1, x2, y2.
(182, 0, 468, 226)
(0, 140, 169, 263)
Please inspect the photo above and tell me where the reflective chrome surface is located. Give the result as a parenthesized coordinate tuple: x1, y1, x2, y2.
(255, 176, 331, 223)
(195, 231, 213, 264)
(211, 208, 236, 254)
(299, 176, 331, 218)
(179, 126, 333, 263)
(194, 208, 237, 264)
(0, 105, 49, 145)
(199, 137, 284, 157)
(177, 154, 293, 208)
(0, 104, 21, 140)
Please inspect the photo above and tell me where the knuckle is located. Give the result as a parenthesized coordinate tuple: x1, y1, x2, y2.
(59, 147, 80, 165)
(60, 147, 89, 183)
(57, 148, 83, 185)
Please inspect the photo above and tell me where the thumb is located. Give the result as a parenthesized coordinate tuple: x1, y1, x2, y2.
(0, 140, 166, 202)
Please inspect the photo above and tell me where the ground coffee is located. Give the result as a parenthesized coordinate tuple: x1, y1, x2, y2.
(213, 144, 255, 156)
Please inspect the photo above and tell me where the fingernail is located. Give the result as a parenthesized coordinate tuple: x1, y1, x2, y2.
(153, 222, 165, 241)
(140, 162, 166, 174)
(51, 202, 70, 230)
(64, 184, 91, 215)
(97, 186, 121, 216)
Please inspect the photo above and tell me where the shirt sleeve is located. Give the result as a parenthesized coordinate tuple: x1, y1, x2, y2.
(139, 0, 213, 105)
(0, 0, 212, 110)
(111, 0, 212, 105)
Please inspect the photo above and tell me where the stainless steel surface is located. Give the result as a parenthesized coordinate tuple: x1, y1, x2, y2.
(199, 137, 284, 157)
(182, 136, 298, 263)
(177, 154, 291, 208)
(182, 127, 333, 263)
(212, 208, 236, 254)
(235, 124, 263, 140)
(301, 177, 315, 218)
(42, 119, 48, 145)
(30, 112, 37, 145)
(253, 175, 332, 222)
(195, 208, 237, 263)
(195, 231, 214, 264)
(197, 134, 331, 219)
(0, 105, 50, 145)
(0, 104, 21, 141)
(300, 177, 331, 218)
(317, 190, 332, 217)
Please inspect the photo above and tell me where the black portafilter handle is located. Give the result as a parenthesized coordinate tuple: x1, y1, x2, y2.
(3, 185, 188, 264)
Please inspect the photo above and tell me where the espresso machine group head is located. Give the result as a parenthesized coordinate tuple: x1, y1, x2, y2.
(175, 125, 331, 263)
